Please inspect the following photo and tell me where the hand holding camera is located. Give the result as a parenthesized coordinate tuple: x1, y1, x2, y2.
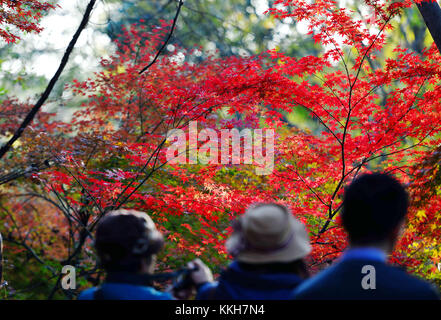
(187, 259, 213, 286)
(172, 259, 213, 299)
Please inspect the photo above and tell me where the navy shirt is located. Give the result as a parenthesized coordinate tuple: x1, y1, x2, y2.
(197, 261, 304, 300)
(78, 272, 173, 300)
(292, 248, 440, 300)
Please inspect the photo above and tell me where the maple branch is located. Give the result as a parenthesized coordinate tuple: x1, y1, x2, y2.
(4, 237, 56, 276)
(317, 124, 434, 237)
(0, 0, 97, 161)
(0, 159, 52, 185)
(112, 102, 220, 213)
(336, 93, 354, 214)
(138, 0, 184, 75)
(311, 73, 348, 116)
(350, 12, 394, 92)
(114, 148, 166, 211)
(308, 250, 341, 267)
(12, 192, 91, 240)
(295, 101, 342, 144)
(82, 142, 99, 173)
(110, 138, 167, 211)
(364, 128, 435, 163)
(315, 13, 397, 238)
(323, 28, 351, 85)
(0, 203, 57, 279)
(48, 182, 81, 217)
(61, 164, 104, 215)
(345, 78, 429, 172)
(417, 0, 441, 55)
(334, 124, 435, 196)
(282, 165, 328, 208)
(351, 73, 428, 111)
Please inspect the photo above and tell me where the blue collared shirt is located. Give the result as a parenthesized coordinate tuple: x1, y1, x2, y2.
(340, 247, 387, 263)
(78, 272, 174, 300)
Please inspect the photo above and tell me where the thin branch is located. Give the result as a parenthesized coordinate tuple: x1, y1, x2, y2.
(0, 0, 97, 161)
(138, 0, 184, 75)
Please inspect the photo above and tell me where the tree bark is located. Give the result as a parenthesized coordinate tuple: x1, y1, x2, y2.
(417, 0, 441, 54)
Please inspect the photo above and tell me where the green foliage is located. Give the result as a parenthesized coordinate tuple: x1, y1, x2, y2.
(104, 0, 319, 57)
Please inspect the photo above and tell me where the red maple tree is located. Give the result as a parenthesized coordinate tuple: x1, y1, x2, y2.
(2, 0, 441, 297)
(0, 0, 56, 43)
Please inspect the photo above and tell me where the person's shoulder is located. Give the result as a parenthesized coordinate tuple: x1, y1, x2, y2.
(137, 286, 174, 300)
(292, 259, 383, 299)
(384, 265, 440, 299)
(78, 287, 96, 300)
(78, 284, 173, 300)
(291, 263, 340, 300)
(293, 261, 440, 300)
(196, 281, 219, 300)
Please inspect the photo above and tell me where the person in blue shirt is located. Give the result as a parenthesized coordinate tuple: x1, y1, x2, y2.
(293, 172, 440, 300)
(190, 202, 312, 300)
(78, 209, 173, 300)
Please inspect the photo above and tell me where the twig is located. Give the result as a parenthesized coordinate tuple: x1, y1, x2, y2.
(138, 0, 184, 75)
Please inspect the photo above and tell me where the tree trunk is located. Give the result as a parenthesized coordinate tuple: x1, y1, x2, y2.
(417, 0, 441, 54)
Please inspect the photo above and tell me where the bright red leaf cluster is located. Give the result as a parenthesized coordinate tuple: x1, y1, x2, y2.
(0, 0, 56, 43)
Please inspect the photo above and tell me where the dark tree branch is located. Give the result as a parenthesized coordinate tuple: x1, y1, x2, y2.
(0, 0, 97, 161)
(0, 159, 53, 185)
(138, 0, 184, 75)
(417, 0, 441, 54)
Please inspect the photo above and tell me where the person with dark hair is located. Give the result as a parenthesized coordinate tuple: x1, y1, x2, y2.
(293, 172, 440, 300)
(78, 209, 172, 300)
(190, 203, 312, 300)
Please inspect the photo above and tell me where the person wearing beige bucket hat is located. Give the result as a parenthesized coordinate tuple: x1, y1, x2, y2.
(190, 202, 312, 300)
(225, 203, 312, 264)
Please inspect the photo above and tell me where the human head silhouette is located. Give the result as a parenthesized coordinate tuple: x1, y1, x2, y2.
(341, 172, 409, 250)
(95, 209, 164, 273)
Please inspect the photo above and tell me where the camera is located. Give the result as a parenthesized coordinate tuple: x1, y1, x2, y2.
(172, 266, 199, 296)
